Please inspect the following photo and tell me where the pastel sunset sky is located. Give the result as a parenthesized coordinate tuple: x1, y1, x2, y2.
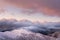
(0, 0, 60, 22)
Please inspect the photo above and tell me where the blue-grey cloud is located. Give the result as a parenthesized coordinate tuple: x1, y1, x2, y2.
(0, 29, 56, 40)
(0, 19, 60, 40)
(0, 19, 60, 35)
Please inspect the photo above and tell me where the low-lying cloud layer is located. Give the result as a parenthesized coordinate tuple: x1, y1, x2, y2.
(0, 19, 60, 34)
(2, 0, 60, 16)
(0, 29, 56, 40)
(0, 19, 60, 40)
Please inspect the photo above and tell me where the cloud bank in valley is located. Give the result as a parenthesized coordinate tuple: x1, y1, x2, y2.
(2, 0, 60, 16)
(0, 19, 59, 40)
(0, 19, 60, 34)
(0, 29, 56, 40)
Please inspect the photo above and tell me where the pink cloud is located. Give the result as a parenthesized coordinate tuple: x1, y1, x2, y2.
(1, 0, 60, 16)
